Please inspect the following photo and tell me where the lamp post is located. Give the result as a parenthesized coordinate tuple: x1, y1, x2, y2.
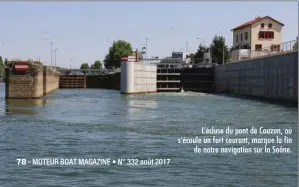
(186, 41, 188, 53)
(220, 32, 225, 64)
(196, 38, 205, 46)
(54, 48, 58, 67)
(50, 41, 54, 66)
(145, 37, 149, 62)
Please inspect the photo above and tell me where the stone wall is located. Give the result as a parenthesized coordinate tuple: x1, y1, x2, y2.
(5, 63, 60, 99)
(43, 66, 60, 95)
(214, 51, 298, 103)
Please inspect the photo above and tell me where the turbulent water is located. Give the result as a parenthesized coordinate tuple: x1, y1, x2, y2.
(0, 83, 297, 187)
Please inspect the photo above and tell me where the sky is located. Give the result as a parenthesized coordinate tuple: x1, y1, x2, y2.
(0, 1, 297, 68)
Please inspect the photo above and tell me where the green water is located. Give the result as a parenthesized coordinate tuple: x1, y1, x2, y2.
(0, 83, 297, 186)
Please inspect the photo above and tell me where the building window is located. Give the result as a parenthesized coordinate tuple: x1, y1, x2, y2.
(268, 31, 274, 39)
(269, 23, 272, 28)
(255, 44, 262, 51)
(236, 34, 238, 42)
(271, 45, 280, 52)
(241, 33, 243, 41)
(261, 23, 265, 28)
(259, 31, 274, 39)
(245, 32, 248, 40)
(259, 31, 265, 39)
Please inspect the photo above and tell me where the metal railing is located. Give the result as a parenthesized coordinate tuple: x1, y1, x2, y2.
(140, 58, 219, 65)
(58, 68, 120, 76)
(231, 39, 298, 62)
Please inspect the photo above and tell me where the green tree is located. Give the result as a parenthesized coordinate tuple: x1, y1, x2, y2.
(193, 44, 208, 63)
(293, 37, 298, 50)
(0, 56, 4, 79)
(93, 60, 102, 69)
(4, 58, 8, 67)
(80, 63, 89, 69)
(104, 40, 133, 69)
(210, 35, 230, 64)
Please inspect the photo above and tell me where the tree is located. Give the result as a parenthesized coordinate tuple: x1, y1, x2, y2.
(93, 60, 102, 69)
(293, 37, 298, 50)
(4, 58, 8, 67)
(193, 44, 208, 63)
(104, 40, 133, 69)
(0, 56, 4, 79)
(210, 35, 230, 64)
(80, 63, 89, 69)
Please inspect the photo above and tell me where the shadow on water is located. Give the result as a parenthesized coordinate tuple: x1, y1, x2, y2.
(214, 93, 298, 108)
(5, 99, 49, 115)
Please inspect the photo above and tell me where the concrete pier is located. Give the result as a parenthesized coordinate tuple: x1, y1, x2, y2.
(121, 56, 157, 94)
(5, 61, 60, 99)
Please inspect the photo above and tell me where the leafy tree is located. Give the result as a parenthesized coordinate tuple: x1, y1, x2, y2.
(93, 60, 102, 69)
(0, 56, 4, 79)
(104, 40, 133, 69)
(193, 44, 208, 63)
(4, 58, 9, 67)
(80, 63, 89, 69)
(210, 35, 230, 64)
(194, 44, 208, 59)
(294, 37, 298, 50)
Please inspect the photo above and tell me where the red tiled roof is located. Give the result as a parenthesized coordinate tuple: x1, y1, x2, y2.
(231, 16, 284, 31)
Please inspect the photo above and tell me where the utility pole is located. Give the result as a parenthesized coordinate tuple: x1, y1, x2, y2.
(220, 32, 225, 64)
(50, 41, 54, 66)
(209, 45, 212, 64)
(223, 43, 225, 64)
(145, 37, 149, 63)
(186, 41, 188, 53)
(54, 48, 58, 67)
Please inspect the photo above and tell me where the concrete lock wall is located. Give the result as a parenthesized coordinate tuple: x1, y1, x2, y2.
(6, 64, 44, 98)
(214, 51, 298, 103)
(121, 61, 157, 94)
(6, 63, 60, 99)
(43, 66, 60, 95)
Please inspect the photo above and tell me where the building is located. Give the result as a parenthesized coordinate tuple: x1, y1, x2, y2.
(171, 52, 191, 63)
(231, 16, 284, 60)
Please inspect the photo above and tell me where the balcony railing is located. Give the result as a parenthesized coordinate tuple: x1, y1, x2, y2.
(231, 39, 298, 62)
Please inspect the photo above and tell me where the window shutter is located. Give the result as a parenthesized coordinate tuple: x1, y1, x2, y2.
(259, 32, 262, 39)
(272, 32, 274, 39)
(265, 32, 269, 39)
(277, 45, 280, 52)
(271, 45, 274, 52)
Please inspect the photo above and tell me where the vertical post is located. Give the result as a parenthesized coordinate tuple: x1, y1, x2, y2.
(54, 48, 58, 67)
(186, 41, 188, 53)
(50, 41, 54, 66)
(145, 37, 148, 63)
(223, 44, 225, 64)
(209, 44, 213, 63)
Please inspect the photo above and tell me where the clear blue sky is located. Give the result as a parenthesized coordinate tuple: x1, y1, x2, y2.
(0, 1, 297, 68)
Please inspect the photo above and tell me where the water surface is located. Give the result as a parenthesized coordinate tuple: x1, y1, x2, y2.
(0, 83, 297, 187)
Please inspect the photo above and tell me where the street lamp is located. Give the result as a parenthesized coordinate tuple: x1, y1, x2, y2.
(186, 41, 188, 53)
(220, 32, 225, 64)
(145, 37, 150, 61)
(196, 38, 205, 46)
(50, 41, 54, 66)
(54, 48, 58, 67)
